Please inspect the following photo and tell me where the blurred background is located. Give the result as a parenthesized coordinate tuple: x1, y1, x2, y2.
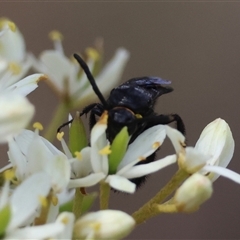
(1, 2, 240, 239)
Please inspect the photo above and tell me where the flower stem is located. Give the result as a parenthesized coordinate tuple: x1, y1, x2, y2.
(100, 182, 111, 210)
(72, 188, 84, 219)
(132, 169, 189, 224)
(44, 101, 71, 142)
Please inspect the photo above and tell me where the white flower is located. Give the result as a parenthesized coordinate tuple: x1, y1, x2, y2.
(7, 127, 71, 194)
(168, 118, 240, 184)
(89, 112, 178, 193)
(0, 172, 53, 236)
(174, 173, 213, 212)
(195, 118, 235, 181)
(6, 208, 74, 240)
(0, 18, 25, 62)
(0, 18, 44, 95)
(74, 210, 135, 240)
(33, 31, 130, 107)
(7, 127, 104, 192)
(57, 134, 106, 189)
(0, 94, 34, 143)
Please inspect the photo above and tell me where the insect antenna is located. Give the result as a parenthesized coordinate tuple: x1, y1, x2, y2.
(57, 119, 73, 133)
(73, 53, 108, 108)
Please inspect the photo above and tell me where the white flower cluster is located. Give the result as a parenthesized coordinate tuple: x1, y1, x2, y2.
(0, 17, 239, 239)
(0, 18, 133, 239)
(0, 18, 45, 143)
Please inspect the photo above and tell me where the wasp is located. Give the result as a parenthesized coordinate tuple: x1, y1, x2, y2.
(60, 53, 186, 187)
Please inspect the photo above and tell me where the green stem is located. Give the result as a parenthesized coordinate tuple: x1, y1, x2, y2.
(44, 101, 71, 142)
(72, 188, 84, 219)
(100, 182, 111, 210)
(132, 169, 189, 224)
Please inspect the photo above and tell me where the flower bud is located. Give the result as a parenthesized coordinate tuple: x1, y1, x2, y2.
(195, 118, 234, 181)
(74, 210, 135, 240)
(108, 126, 130, 174)
(174, 173, 213, 212)
(0, 94, 34, 143)
(69, 111, 87, 153)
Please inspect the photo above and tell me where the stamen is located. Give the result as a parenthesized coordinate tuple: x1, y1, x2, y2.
(181, 141, 186, 148)
(51, 195, 58, 206)
(61, 216, 69, 225)
(99, 145, 112, 155)
(57, 132, 64, 141)
(152, 141, 161, 149)
(138, 156, 146, 161)
(48, 30, 63, 41)
(49, 30, 64, 54)
(85, 47, 100, 61)
(33, 122, 43, 131)
(37, 74, 48, 82)
(39, 196, 48, 208)
(57, 132, 73, 159)
(93, 222, 101, 231)
(8, 62, 21, 75)
(0, 18, 16, 31)
(3, 169, 15, 181)
(75, 151, 82, 160)
(7, 21, 16, 32)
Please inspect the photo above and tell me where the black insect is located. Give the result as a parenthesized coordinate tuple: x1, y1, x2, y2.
(60, 53, 186, 187)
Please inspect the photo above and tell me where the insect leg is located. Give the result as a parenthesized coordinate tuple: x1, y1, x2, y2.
(136, 114, 186, 135)
(89, 105, 104, 129)
(80, 103, 99, 116)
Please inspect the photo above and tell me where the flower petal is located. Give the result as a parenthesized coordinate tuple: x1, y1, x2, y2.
(90, 115, 108, 173)
(8, 138, 27, 181)
(118, 125, 166, 170)
(45, 154, 71, 193)
(5, 73, 44, 96)
(80, 48, 130, 99)
(0, 94, 34, 143)
(106, 175, 136, 193)
(195, 118, 234, 168)
(71, 147, 92, 178)
(121, 154, 176, 179)
(68, 173, 105, 188)
(37, 50, 76, 92)
(5, 222, 64, 239)
(54, 212, 75, 239)
(202, 165, 240, 184)
(26, 132, 54, 175)
(8, 172, 51, 229)
(0, 20, 25, 61)
(165, 125, 186, 153)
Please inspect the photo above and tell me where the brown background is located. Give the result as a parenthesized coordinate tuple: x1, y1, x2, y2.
(1, 2, 240, 239)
